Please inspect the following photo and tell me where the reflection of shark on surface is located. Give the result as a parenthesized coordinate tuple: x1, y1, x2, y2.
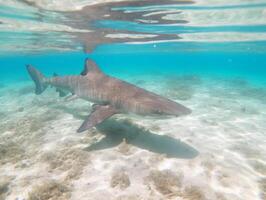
(27, 59, 191, 133)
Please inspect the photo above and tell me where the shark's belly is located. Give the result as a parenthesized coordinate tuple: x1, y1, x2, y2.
(76, 87, 110, 105)
(120, 98, 160, 115)
(117, 88, 190, 116)
(111, 89, 161, 115)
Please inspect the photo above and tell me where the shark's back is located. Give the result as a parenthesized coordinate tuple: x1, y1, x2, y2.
(78, 60, 191, 117)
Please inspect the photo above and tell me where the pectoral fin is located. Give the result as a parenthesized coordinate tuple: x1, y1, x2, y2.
(77, 105, 118, 133)
(56, 88, 68, 97)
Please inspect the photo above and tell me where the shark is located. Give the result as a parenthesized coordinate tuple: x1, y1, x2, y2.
(26, 59, 191, 133)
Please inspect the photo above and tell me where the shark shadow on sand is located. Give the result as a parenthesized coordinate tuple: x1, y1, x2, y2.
(85, 118, 199, 159)
(53, 101, 198, 159)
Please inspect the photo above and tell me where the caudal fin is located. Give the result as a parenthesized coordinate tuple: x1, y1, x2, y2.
(26, 65, 47, 95)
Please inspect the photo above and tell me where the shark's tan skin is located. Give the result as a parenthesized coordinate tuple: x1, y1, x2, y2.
(26, 59, 191, 132)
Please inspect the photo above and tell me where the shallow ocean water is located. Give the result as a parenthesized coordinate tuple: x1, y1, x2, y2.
(0, 1, 266, 200)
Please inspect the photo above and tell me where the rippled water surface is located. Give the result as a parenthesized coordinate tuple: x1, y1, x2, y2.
(0, 1, 266, 200)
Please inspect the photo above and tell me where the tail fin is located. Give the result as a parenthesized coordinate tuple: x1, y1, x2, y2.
(26, 65, 47, 95)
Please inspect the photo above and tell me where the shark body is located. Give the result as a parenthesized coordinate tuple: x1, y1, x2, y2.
(27, 59, 191, 132)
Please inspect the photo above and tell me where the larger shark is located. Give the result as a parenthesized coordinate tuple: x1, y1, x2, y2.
(26, 59, 191, 133)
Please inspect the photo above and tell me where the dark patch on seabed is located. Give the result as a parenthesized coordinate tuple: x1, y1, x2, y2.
(86, 118, 198, 159)
(259, 178, 266, 200)
(17, 85, 35, 96)
(0, 112, 7, 121)
(0, 83, 5, 89)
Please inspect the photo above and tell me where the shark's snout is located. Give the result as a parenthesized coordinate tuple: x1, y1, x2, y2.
(180, 107, 192, 116)
(161, 101, 192, 117)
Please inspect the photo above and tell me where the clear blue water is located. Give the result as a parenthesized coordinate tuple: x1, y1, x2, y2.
(0, 1, 266, 200)
(1, 48, 266, 86)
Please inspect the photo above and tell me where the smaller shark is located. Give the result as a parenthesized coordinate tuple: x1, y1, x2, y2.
(26, 59, 191, 133)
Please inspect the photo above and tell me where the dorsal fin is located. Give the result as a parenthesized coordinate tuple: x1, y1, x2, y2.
(81, 59, 102, 76)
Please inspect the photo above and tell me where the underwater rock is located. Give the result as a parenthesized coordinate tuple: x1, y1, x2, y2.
(0, 178, 10, 199)
(149, 124, 161, 132)
(148, 155, 165, 166)
(31, 98, 58, 107)
(229, 78, 248, 87)
(237, 85, 266, 102)
(41, 148, 90, 182)
(117, 138, 132, 155)
(27, 180, 70, 200)
(163, 75, 200, 100)
(0, 141, 25, 164)
(182, 186, 205, 200)
(17, 107, 24, 112)
(259, 178, 266, 200)
(27, 110, 60, 132)
(200, 156, 216, 171)
(231, 143, 262, 159)
(110, 170, 131, 189)
(249, 160, 266, 176)
(201, 118, 218, 126)
(240, 105, 259, 115)
(8, 117, 36, 134)
(0, 112, 6, 121)
(164, 85, 194, 100)
(214, 192, 227, 200)
(240, 107, 247, 113)
(147, 170, 182, 196)
(0, 83, 5, 89)
(116, 195, 140, 200)
(15, 160, 31, 169)
(5, 110, 58, 134)
(135, 79, 146, 85)
(183, 75, 202, 85)
(168, 75, 202, 86)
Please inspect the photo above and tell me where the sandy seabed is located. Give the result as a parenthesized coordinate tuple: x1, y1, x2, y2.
(0, 74, 265, 200)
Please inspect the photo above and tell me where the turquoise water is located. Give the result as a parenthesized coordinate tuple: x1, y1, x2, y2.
(0, 1, 266, 200)
(1, 50, 266, 85)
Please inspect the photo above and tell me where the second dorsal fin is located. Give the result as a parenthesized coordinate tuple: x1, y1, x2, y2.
(81, 59, 102, 76)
